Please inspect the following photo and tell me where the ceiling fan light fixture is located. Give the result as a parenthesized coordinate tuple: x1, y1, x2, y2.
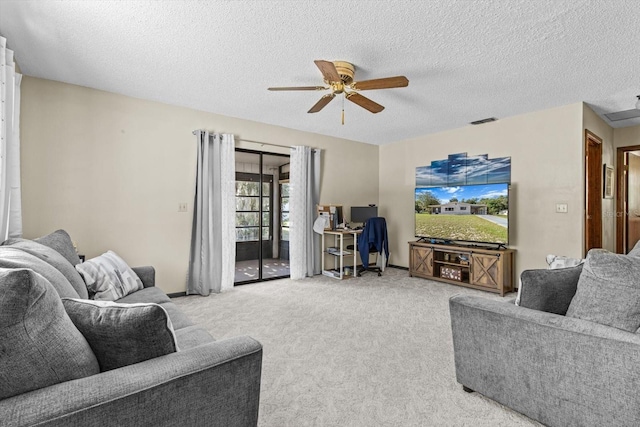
(332, 61, 355, 85)
(636, 95, 640, 110)
(268, 59, 409, 121)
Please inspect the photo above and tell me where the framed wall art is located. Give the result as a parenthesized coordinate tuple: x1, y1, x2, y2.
(603, 164, 614, 199)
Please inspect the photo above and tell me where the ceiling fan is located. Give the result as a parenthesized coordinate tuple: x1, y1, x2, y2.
(268, 60, 409, 124)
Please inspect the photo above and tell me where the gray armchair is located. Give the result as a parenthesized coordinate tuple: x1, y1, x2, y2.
(450, 263, 640, 427)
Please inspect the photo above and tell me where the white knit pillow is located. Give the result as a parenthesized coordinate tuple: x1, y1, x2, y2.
(76, 250, 143, 300)
(546, 254, 584, 269)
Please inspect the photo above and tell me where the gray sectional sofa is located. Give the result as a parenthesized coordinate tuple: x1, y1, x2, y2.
(0, 230, 262, 427)
(450, 243, 640, 427)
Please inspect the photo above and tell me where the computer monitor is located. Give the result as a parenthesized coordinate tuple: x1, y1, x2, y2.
(351, 206, 378, 224)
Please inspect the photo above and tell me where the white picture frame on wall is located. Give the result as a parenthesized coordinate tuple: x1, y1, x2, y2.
(603, 164, 614, 199)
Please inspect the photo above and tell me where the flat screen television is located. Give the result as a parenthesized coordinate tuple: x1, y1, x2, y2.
(415, 183, 509, 245)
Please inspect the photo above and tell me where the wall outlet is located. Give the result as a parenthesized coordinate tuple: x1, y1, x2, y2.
(556, 203, 568, 213)
(178, 202, 188, 212)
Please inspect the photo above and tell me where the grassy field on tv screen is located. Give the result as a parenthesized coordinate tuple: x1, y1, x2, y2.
(415, 213, 507, 244)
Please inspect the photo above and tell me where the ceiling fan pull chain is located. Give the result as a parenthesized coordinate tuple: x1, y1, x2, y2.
(342, 94, 345, 125)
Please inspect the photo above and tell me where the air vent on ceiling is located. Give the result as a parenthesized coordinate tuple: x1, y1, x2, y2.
(604, 95, 640, 122)
(604, 109, 640, 122)
(470, 117, 498, 125)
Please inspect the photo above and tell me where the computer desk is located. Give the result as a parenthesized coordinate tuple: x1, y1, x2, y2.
(321, 229, 362, 280)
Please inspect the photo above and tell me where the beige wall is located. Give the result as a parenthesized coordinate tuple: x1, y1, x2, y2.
(614, 125, 640, 149)
(20, 77, 379, 294)
(582, 104, 615, 251)
(20, 75, 638, 293)
(379, 103, 585, 278)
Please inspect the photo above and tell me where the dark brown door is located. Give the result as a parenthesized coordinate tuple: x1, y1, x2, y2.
(626, 151, 640, 252)
(585, 130, 602, 254)
(616, 146, 640, 253)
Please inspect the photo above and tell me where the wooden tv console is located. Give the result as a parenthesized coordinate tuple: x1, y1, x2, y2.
(408, 241, 515, 296)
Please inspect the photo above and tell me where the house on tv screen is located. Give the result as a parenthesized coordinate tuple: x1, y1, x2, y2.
(428, 202, 487, 215)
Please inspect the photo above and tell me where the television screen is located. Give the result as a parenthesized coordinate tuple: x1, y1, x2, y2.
(415, 183, 509, 244)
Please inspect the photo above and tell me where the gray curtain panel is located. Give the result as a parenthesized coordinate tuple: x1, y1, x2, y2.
(289, 146, 322, 279)
(187, 131, 235, 295)
(309, 149, 321, 276)
(0, 38, 23, 240)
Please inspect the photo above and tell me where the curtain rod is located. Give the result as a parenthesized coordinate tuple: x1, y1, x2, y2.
(191, 130, 317, 150)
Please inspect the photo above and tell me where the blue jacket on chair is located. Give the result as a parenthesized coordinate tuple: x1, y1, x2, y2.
(357, 217, 389, 269)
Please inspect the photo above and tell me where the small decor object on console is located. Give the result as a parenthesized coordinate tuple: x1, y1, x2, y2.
(441, 265, 462, 281)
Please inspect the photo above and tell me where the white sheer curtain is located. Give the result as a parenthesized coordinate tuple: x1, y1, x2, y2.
(0, 37, 22, 240)
(289, 146, 321, 279)
(187, 131, 236, 295)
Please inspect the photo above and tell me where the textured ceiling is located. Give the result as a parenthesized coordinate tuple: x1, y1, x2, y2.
(1, 0, 639, 145)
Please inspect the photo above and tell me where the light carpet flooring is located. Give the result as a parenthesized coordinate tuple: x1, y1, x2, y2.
(235, 258, 290, 283)
(172, 267, 542, 426)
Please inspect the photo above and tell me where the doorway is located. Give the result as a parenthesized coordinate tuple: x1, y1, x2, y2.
(234, 149, 291, 284)
(616, 145, 640, 254)
(584, 130, 603, 255)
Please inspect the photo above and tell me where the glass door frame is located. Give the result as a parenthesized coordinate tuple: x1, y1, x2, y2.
(235, 148, 290, 284)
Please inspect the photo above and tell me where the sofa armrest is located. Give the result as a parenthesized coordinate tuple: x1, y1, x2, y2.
(450, 295, 640, 427)
(518, 264, 583, 314)
(132, 265, 155, 288)
(1, 336, 262, 427)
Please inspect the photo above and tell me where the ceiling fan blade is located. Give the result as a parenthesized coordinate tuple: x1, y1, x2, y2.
(314, 60, 341, 82)
(346, 92, 384, 113)
(308, 94, 336, 113)
(268, 86, 328, 91)
(351, 76, 409, 90)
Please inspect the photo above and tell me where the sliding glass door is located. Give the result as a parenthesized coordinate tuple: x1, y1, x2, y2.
(234, 149, 290, 284)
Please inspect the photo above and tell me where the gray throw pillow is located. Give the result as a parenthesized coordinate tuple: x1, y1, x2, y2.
(0, 268, 99, 399)
(566, 249, 640, 332)
(34, 229, 82, 267)
(0, 247, 80, 298)
(517, 264, 583, 315)
(76, 251, 143, 300)
(1, 238, 89, 299)
(62, 299, 178, 372)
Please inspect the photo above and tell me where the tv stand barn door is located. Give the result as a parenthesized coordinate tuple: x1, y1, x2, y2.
(409, 245, 433, 277)
(408, 242, 515, 296)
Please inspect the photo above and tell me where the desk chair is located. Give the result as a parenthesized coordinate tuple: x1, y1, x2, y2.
(355, 217, 389, 277)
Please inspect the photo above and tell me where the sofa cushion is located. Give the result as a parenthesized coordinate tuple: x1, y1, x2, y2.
(0, 247, 80, 298)
(0, 268, 99, 399)
(1, 238, 89, 299)
(62, 299, 178, 371)
(116, 286, 171, 304)
(76, 250, 143, 300)
(174, 325, 216, 350)
(158, 301, 195, 330)
(566, 249, 640, 332)
(34, 229, 82, 267)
